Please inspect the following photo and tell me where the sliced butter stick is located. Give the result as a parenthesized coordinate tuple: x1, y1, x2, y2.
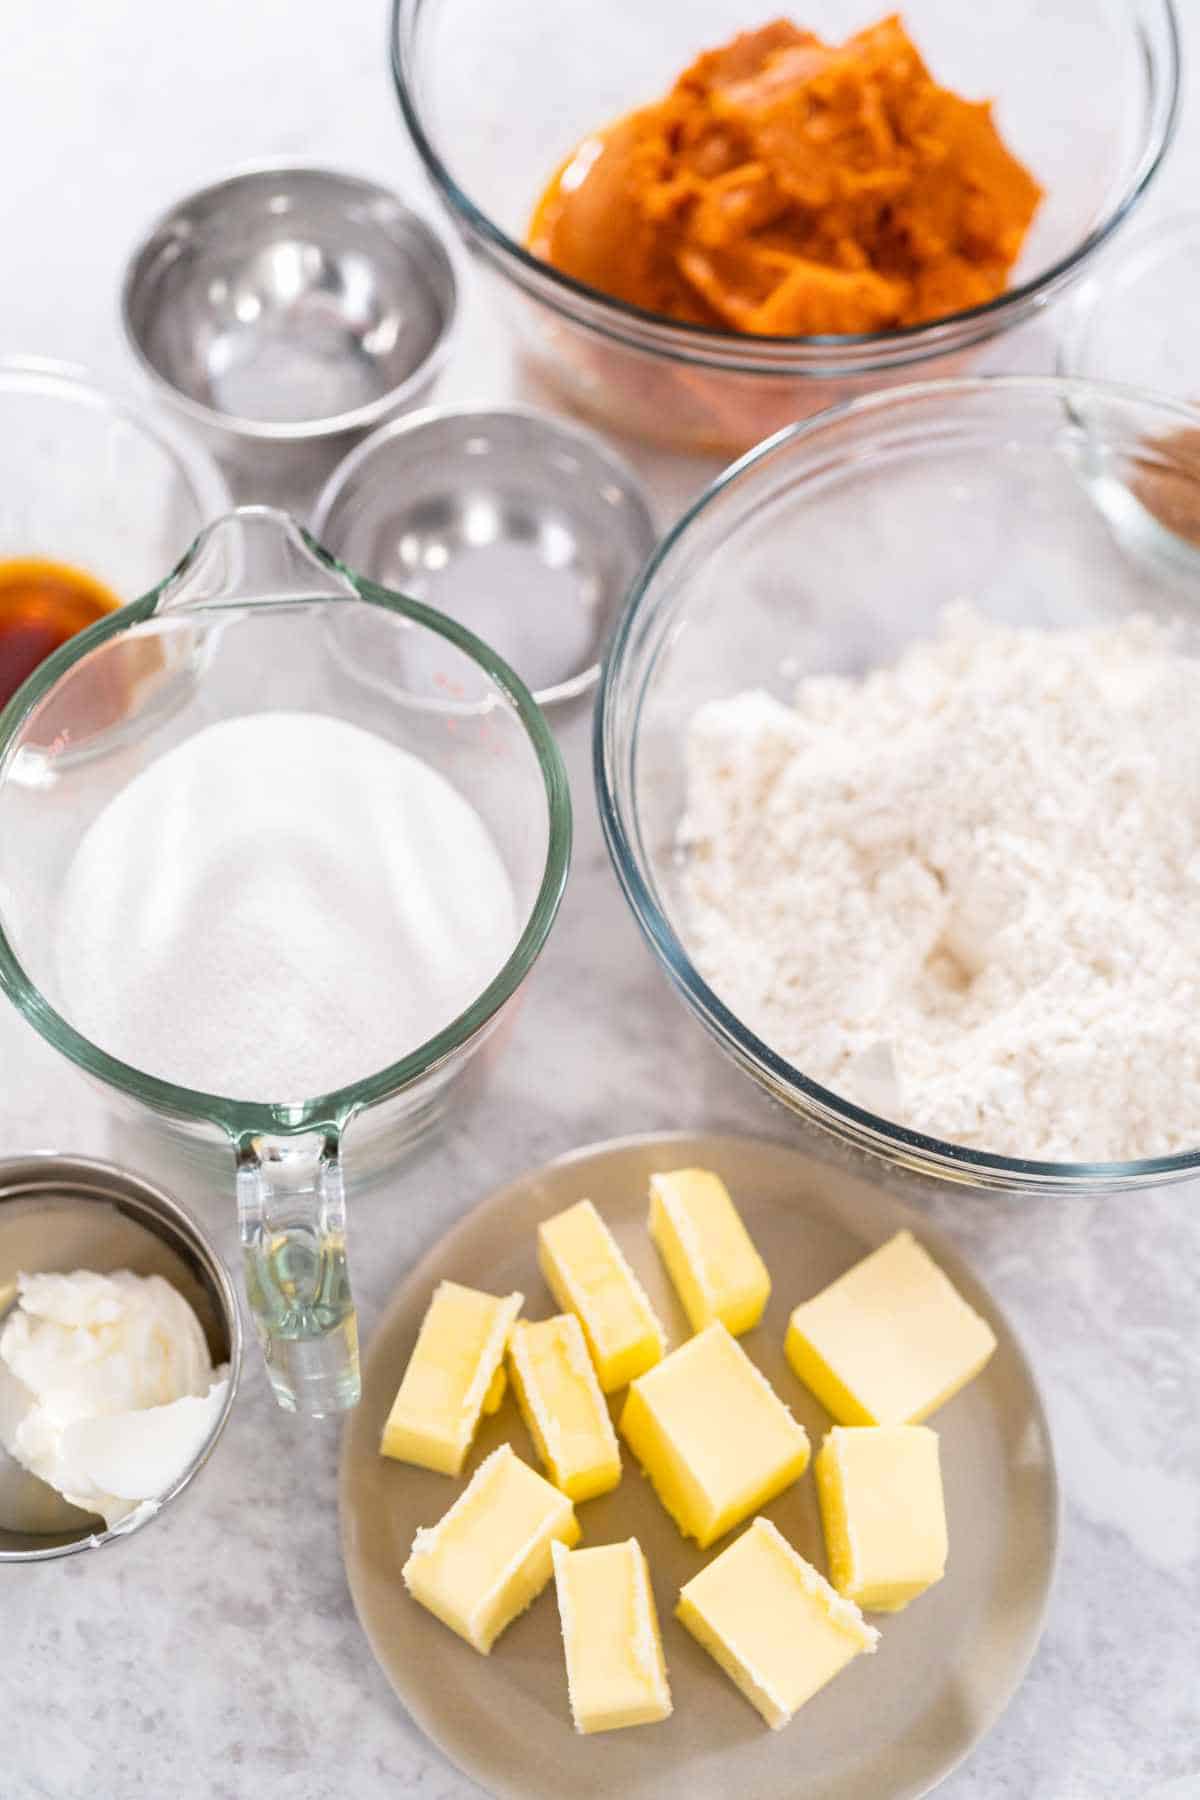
(403, 1444, 579, 1653)
(676, 1517, 878, 1729)
(619, 1322, 808, 1548)
(538, 1199, 665, 1392)
(815, 1425, 948, 1613)
(380, 1280, 522, 1475)
(786, 1230, 996, 1426)
(508, 1314, 622, 1501)
(648, 1167, 770, 1335)
(552, 1537, 672, 1733)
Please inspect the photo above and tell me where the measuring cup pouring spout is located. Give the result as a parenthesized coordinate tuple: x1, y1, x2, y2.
(0, 506, 572, 1419)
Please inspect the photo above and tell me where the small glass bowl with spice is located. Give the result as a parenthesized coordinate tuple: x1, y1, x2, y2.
(0, 358, 228, 712)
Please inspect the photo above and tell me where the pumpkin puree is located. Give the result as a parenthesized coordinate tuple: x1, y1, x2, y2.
(529, 15, 1042, 336)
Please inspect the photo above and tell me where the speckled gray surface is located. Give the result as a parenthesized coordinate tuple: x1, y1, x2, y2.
(2, 3, 1199, 1796)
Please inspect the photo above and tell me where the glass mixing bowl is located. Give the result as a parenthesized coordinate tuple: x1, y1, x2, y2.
(0, 357, 229, 591)
(596, 376, 1200, 1193)
(392, 0, 1180, 455)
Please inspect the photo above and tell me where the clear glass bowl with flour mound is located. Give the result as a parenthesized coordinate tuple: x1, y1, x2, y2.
(597, 377, 1200, 1193)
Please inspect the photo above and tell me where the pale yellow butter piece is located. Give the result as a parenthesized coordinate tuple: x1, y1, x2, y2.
(508, 1314, 622, 1502)
(402, 1444, 580, 1653)
(380, 1281, 522, 1475)
(785, 1229, 997, 1426)
(816, 1425, 948, 1613)
(538, 1199, 666, 1393)
(552, 1537, 673, 1733)
(648, 1167, 771, 1335)
(676, 1516, 878, 1730)
(619, 1321, 809, 1548)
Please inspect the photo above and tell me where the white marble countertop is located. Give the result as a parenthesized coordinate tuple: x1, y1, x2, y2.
(2, 3, 1198, 1796)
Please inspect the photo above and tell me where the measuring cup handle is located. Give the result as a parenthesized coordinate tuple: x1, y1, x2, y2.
(236, 1130, 360, 1417)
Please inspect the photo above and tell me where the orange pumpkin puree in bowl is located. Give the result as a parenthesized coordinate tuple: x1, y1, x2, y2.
(529, 15, 1042, 337)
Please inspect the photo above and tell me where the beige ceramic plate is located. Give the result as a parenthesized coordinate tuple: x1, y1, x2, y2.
(340, 1132, 1059, 1800)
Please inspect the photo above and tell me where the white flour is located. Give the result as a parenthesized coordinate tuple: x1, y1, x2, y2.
(680, 610, 1200, 1161)
(55, 712, 519, 1101)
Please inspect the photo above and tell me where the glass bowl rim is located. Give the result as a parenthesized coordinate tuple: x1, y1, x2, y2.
(595, 371, 1200, 1188)
(1057, 207, 1200, 385)
(390, 0, 1182, 365)
(0, 353, 232, 519)
(0, 513, 572, 1139)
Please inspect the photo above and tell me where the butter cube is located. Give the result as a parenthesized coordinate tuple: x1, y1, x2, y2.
(402, 1444, 580, 1653)
(648, 1168, 771, 1336)
(380, 1281, 522, 1475)
(786, 1230, 997, 1426)
(508, 1314, 622, 1501)
(676, 1517, 879, 1730)
(552, 1538, 673, 1733)
(816, 1425, 948, 1613)
(538, 1199, 666, 1392)
(619, 1321, 809, 1548)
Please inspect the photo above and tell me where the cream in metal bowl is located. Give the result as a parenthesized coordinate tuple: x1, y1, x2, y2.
(0, 1154, 241, 1561)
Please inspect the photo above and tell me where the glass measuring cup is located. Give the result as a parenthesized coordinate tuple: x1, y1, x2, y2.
(0, 508, 571, 1417)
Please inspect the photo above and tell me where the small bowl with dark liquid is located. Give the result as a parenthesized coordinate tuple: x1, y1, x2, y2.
(0, 359, 229, 711)
(0, 558, 122, 710)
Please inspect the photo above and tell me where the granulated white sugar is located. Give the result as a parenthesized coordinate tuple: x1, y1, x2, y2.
(55, 712, 518, 1101)
(680, 610, 1200, 1161)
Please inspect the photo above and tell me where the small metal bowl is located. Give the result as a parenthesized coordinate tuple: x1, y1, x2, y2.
(0, 1154, 241, 1562)
(312, 405, 659, 704)
(121, 164, 458, 497)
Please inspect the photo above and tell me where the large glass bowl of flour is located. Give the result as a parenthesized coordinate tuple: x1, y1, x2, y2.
(0, 508, 570, 1415)
(597, 376, 1200, 1193)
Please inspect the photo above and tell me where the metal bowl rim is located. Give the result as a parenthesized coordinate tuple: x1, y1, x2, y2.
(0, 1149, 243, 1564)
(311, 400, 660, 706)
(119, 159, 461, 444)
